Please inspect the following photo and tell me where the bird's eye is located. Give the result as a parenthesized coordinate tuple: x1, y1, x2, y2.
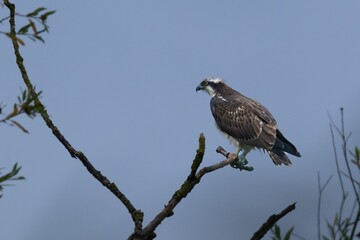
(203, 80, 209, 86)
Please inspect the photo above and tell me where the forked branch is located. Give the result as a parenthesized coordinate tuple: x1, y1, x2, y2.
(130, 138, 240, 239)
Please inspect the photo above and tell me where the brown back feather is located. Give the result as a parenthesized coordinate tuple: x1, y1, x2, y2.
(210, 92, 277, 150)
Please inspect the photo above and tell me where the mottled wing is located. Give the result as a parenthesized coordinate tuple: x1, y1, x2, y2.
(210, 95, 277, 150)
(240, 95, 276, 125)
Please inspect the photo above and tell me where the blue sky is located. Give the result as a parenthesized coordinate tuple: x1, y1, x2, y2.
(1, 1, 360, 239)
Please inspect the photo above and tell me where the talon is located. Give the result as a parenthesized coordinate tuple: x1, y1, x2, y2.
(242, 165, 254, 171)
(230, 162, 238, 169)
(230, 155, 254, 171)
(239, 158, 248, 166)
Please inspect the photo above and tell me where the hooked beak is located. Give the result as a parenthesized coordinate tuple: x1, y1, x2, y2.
(196, 85, 203, 92)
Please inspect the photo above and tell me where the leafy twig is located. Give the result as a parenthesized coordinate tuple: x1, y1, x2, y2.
(0, 163, 25, 198)
(0, 88, 42, 133)
(1, 6, 55, 44)
(4, 0, 142, 228)
(338, 109, 360, 207)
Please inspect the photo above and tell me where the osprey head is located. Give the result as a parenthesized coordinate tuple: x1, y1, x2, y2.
(196, 77, 225, 97)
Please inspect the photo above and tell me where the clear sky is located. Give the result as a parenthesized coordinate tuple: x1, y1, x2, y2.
(1, 1, 360, 239)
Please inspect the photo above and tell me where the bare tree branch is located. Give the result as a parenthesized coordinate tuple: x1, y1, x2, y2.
(3, 0, 143, 229)
(251, 202, 296, 240)
(329, 122, 346, 197)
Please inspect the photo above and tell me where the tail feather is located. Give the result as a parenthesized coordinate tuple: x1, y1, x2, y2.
(273, 130, 301, 157)
(268, 150, 292, 166)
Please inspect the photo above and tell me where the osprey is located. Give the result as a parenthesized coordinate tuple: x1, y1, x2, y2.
(196, 77, 301, 171)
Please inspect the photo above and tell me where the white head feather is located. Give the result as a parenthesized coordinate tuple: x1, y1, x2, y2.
(206, 77, 224, 84)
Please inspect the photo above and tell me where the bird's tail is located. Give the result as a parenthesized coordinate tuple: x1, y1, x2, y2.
(273, 130, 301, 157)
(268, 150, 292, 166)
(267, 129, 301, 166)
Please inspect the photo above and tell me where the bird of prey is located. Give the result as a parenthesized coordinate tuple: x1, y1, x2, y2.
(196, 77, 301, 171)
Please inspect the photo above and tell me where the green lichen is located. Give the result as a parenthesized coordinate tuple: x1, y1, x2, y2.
(174, 176, 200, 200)
(173, 133, 206, 200)
(188, 133, 206, 180)
(132, 209, 144, 223)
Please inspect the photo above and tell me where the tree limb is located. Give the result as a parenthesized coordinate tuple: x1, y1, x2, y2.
(4, 2, 297, 239)
(3, 0, 143, 230)
(130, 142, 239, 239)
(251, 202, 296, 240)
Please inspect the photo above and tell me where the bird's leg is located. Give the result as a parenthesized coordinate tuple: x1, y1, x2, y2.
(238, 149, 250, 165)
(230, 147, 254, 171)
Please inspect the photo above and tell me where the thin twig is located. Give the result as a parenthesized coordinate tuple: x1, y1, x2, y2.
(317, 172, 333, 240)
(339, 109, 360, 205)
(0, 29, 47, 36)
(292, 232, 307, 240)
(251, 203, 296, 240)
(3, 0, 143, 229)
(0, 12, 28, 23)
(337, 108, 360, 239)
(330, 122, 348, 226)
(349, 199, 358, 225)
(341, 171, 360, 187)
(330, 123, 346, 197)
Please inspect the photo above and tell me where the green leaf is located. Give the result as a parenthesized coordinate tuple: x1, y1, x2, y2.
(32, 35, 45, 43)
(326, 220, 336, 239)
(16, 36, 25, 46)
(26, 7, 46, 17)
(334, 213, 339, 225)
(27, 36, 36, 42)
(13, 103, 18, 115)
(284, 227, 294, 240)
(29, 19, 37, 34)
(0, 163, 25, 198)
(10, 120, 29, 133)
(0, 164, 20, 182)
(356, 146, 360, 161)
(40, 10, 56, 21)
(5, 33, 25, 46)
(271, 224, 281, 240)
(274, 224, 281, 237)
(12, 163, 21, 175)
(18, 23, 32, 34)
(22, 88, 27, 102)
